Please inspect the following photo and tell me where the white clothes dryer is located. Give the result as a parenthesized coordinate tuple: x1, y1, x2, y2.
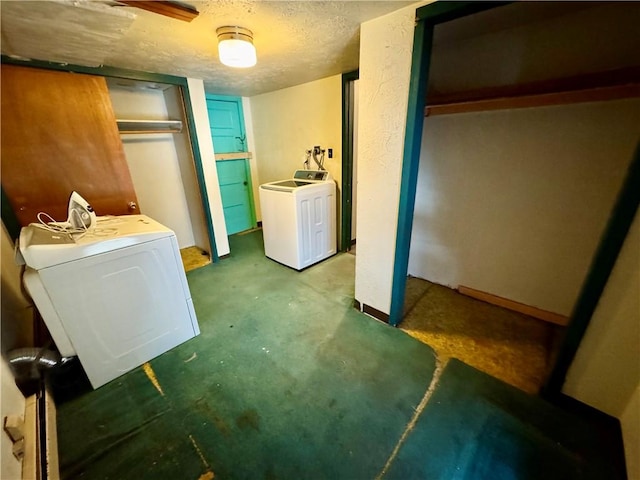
(18, 215, 199, 389)
(259, 170, 336, 270)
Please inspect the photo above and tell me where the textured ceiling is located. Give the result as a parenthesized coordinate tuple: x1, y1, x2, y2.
(1, 0, 414, 96)
(2, 1, 626, 97)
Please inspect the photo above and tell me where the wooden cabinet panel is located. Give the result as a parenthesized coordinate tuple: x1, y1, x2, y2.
(1, 65, 139, 226)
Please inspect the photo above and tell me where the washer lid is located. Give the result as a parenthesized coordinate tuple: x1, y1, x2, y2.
(293, 170, 332, 181)
(260, 179, 315, 192)
(260, 170, 333, 192)
(19, 215, 175, 270)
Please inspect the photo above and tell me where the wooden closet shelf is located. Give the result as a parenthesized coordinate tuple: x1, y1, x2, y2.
(426, 66, 640, 116)
(117, 119, 183, 134)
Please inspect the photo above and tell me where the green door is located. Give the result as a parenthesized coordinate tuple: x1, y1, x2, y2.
(206, 95, 247, 152)
(216, 159, 254, 235)
(205, 94, 255, 235)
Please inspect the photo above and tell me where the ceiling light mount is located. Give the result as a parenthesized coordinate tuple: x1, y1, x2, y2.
(216, 26, 257, 68)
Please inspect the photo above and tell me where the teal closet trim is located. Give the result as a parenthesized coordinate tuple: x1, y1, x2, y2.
(415, 1, 507, 23)
(1, 55, 187, 85)
(389, 2, 512, 326)
(389, 3, 510, 327)
(183, 82, 220, 261)
(543, 143, 640, 397)
(387, 21, 433, 327)
(0, 55, 220, 262)
(341, 70, 359, 252)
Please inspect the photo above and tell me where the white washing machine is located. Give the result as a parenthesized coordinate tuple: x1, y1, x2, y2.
(259, 170, 336, 270)
(18, 215, 200, 389)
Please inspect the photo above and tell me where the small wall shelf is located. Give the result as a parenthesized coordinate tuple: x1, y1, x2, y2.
(215, 152, 252, 161)
(116, 119, 183, 134)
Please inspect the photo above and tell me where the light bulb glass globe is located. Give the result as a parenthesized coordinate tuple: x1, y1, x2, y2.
(217, 31, 257, 68)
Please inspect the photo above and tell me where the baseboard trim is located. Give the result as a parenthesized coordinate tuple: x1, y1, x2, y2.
(362, 303, 390, 324)
(458, 285, 569, 326)
(354, 299, 390, 324)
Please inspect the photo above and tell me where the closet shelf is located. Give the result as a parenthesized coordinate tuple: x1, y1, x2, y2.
(116, 119, 183, 134)
(425, 66, 640, 116)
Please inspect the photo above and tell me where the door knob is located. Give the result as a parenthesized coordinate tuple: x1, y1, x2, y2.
(128, 201, 138, 211)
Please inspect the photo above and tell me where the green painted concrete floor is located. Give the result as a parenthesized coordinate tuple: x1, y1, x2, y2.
(52, 231, 624, 480)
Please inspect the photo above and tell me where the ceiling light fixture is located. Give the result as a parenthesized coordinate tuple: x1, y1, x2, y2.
(216, 26, 257, 68)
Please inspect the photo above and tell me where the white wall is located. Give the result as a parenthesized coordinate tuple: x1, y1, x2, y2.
(186, 78, 230, 257)
(108, 85, 196, 248)
(164, 87, 210, 252)
(354, 2, 428, 313)
(563, 209, 640, 479)
(108, 78, 231, 257)
(242, 97, 262, 221)
(409, 98, 640, 315)
(249, 75, 343, 221)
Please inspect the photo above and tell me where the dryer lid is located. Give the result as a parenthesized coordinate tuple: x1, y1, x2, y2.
(19, 215, 175, 270)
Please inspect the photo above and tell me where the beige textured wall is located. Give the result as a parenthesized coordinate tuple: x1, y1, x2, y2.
(354, 2, 429, 314)
(186, 78, 230, 256)
(409, 99, 640, 315)
(249, 74, 343, 222)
